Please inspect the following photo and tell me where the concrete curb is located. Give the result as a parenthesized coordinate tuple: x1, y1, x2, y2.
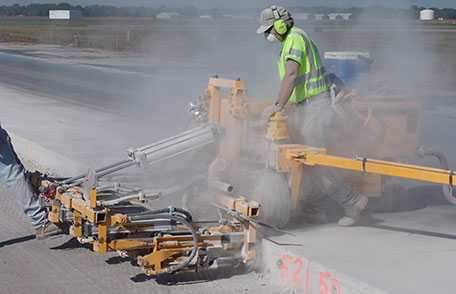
(261, 239, 391, 294)
(9, 132, 85, 177)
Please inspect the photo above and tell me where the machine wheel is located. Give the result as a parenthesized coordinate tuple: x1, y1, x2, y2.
(251, 169, 291, 229)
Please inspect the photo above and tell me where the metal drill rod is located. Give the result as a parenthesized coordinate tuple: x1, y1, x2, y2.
(96, 183, 140, 193)
(97, 129, 212, 175)
(90, 222, 182, 234)
(61, 125, 217, 188)
(144, 140, 215, 166)
(64, 161, 137, 188)
(94, 161, 137, 178)
(142, 133, 214, 158)
(97, 191, 160, 206)
(134, 124, 213, 152)
(130, 125, 217, 165)
(61, 159, 132, 185)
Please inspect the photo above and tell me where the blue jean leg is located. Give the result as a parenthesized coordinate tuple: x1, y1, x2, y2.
(0, 127, 47, 229)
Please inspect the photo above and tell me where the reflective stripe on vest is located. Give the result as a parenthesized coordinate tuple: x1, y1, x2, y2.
(289, 30, 326, 89)
(306, 77, 328, 92)
(289, 48, 304, 59)
(294, 67, 326, 87)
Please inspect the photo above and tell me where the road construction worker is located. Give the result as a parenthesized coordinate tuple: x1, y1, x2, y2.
(257, 6, 368, 226)
(0, 124, 62, 239)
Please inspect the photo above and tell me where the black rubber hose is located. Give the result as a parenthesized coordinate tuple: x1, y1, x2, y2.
(163, 215, 198, 274)
(131, 214, 198, 274)
(129, 207, 193, 222)
(129, 213, 191, 223)
(417, 146, 456, 206)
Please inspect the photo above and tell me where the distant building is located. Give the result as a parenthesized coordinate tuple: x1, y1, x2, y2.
(199, 15, 212, 19)
(314, 14, 326, 21)
(156, 12, 180, 19)
(420, 9, 435, 21)
(328, 13, 339, 21)
(49, 10, 81, 20)
(340, 13, 352, 21)
(293, 13, 310, 20)
(327, 13, 352, 21)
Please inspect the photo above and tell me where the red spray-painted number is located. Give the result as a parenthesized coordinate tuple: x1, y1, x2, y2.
(320, 272, 342, 294)
(279, 254, 304, 286)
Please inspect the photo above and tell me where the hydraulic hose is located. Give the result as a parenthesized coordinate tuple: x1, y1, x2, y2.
(129, 213, 190, 223)
(129, 207, 193, 222)
(163, 215, 198, 274)
(130, 214, 198, 274)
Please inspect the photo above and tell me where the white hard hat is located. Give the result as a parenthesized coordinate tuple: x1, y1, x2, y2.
(256, 5, 292, 34)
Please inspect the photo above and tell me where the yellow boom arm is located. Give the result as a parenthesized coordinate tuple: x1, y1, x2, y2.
(283, 145, 456, 186)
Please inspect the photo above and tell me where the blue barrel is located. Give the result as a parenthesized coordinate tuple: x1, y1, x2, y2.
(324, 52, 372, 87)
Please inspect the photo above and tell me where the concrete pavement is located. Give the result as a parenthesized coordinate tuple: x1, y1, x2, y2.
(4, 80, 456, 294)
(263, 204, 456, 294)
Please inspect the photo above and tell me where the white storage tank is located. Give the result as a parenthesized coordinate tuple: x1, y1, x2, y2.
(420, 9, 435, 21)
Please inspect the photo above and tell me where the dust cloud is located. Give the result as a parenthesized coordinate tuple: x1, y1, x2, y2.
(107, 11, 278, 216)
(20, 2, 451, 223)
(305, 6, 456, 211)
(120, 3, 456, 220)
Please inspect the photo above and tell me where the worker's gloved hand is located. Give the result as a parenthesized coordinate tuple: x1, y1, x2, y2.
(262, 104, 282, 124)
(26, 170, 48, 196)
(262, 105, 276, 122)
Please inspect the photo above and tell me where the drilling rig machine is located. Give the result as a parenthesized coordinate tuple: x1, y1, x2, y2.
(39, 77, 456, 280)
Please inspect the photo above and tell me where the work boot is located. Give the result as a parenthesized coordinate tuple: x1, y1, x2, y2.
(35, 221, 63, 240)
(338, 195, 368, 227)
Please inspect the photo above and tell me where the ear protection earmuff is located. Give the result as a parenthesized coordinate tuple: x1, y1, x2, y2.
(271, 6, 288, 35)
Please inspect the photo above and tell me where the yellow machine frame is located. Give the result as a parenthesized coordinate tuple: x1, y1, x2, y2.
(48, 182, 259, 276)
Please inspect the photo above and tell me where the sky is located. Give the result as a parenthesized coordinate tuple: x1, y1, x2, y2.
(0, 0, 455, 9)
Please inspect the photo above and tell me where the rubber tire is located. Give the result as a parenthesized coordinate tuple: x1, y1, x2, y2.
(251, 169, 292, 229)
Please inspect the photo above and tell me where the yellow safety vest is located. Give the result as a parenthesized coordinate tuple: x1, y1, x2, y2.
(278, 27, 329, 103)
